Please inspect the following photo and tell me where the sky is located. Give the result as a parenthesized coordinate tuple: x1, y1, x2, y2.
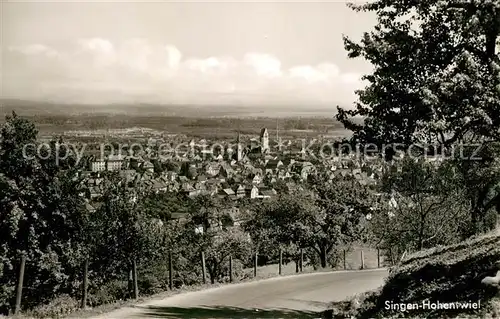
(1, 1, 376, 107)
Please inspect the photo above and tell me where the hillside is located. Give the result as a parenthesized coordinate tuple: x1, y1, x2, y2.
(324, 230, 500, 318)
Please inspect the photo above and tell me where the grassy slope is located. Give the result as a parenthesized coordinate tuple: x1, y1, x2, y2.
(325, 230, 500, 318)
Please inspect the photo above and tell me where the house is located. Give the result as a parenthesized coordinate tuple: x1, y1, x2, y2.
(197, 174, 208, 183)
(220, 188, 236, 197)
(194, 182, 207, 191)
(300, 165, 315, 180)
(85, 201, 96, 213)
(259, 187, 277, 198)
(142, 161, 155, 173)
(180, 182, 199, 197)
(219, 164, 235, 178)
(266, 176, 277, 184)
(220, 207, 242, 228)
(163, 171, 178, 182)
(277, 169, 291, 180)
(152, 179, 168, 193)
(247, 174, 262, 185)
(205, 163, 220, 176)
(246, 185, 259, 199)
(205, 178, 220, 189)
(89, 160, 106, 172)
(106, 155, 124, 171)
(234, 184, 246, 198)
(89, 186, 101, 199)
(168, 182, 180, 192)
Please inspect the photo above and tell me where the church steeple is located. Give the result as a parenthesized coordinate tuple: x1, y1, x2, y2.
(236, 131, 243, 162)
(260, 128, 269, 153)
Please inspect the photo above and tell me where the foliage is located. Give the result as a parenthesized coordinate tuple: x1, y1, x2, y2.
(337, 0, 500, 147)
(371, 158, 471, 264)
(203, 229, 252, 284)
(447, 143, 500, 234)
(244, 172, 375, 268)
(307, 172, 376, 267)
(0, 112, 89, 313)
(172, 195, 253, 284)
(83, 176, 166, 289)
(25, 294, 80, 319)
(140, 191, 190, 222)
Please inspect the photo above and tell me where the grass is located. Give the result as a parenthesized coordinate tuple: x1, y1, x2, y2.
(323, 230, 500, 318)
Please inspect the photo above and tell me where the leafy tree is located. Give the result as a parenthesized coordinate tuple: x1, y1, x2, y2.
(0, 112, 88, 313)
(336, 0, 500, 236)
(164, 161, 181, 173)
(373, 158, 470, 262)
(140, 192, 190, 222)
(245, 173, 373, 269)
(446, 143, 500, 234)
(307, 172, 376, 267)
(337, 0, 500, 148)
(84, 175, 165, 287)
(203, 229, 251, 284)
(175, 195, 251, 284)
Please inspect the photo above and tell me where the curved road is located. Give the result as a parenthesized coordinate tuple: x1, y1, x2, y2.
(89, 269, 388, 319)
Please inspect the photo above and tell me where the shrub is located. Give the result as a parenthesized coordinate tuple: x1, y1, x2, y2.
(26, 295, 79, 319)
(87, 280, 129, 307)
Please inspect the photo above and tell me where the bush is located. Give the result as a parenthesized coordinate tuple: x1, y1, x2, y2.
(87, 280, 129, 307)
(26, 295, 79, 319)
(328, 248, 346, 269)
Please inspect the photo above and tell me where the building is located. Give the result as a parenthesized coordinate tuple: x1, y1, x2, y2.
(236, 132, 243, 162)
(106, 155, 124, 171)
(90, 160, 106, 172)
(260, 128, 269, 153)
(89, 155, 124, 172)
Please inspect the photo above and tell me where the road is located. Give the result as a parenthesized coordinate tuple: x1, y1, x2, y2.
(88, 269, 388, 319)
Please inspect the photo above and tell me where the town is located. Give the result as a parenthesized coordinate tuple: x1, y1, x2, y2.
(78, 127, 384, 206)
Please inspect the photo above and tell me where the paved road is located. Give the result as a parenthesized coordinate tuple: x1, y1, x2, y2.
(88, 269, 388, 319)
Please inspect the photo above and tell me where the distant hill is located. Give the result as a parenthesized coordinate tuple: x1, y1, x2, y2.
(0, 99, 348, 118)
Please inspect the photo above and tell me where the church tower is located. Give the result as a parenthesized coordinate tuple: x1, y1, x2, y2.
(260, 128, 269, 153)
(236, 132, 243, 162)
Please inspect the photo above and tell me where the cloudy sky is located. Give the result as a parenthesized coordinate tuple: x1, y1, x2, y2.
(1, 1, 376, 107)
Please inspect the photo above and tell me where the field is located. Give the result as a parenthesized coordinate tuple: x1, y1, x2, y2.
(0, 99, 356, 140)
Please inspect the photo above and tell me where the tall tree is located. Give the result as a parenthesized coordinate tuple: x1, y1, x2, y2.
(307, 172, 376, 267)
(337, 0, 500, 148)
(245, 172, 374, 268)
(0, 112, 88, 313)
(374, 158, 470, 259)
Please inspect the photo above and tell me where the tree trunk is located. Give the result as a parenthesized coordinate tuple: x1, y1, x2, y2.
(319, 246, 328, 268)
(471, 208, 482, 236)
(207, 262, 217, 284)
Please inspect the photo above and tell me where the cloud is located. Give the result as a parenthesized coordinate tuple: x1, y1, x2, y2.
(4, 38, 365, 106)
(243, 53, 282, 78)
(9, 44, 60, 58)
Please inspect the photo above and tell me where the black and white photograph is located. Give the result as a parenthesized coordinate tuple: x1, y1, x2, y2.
(1, 0, 499, 318)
